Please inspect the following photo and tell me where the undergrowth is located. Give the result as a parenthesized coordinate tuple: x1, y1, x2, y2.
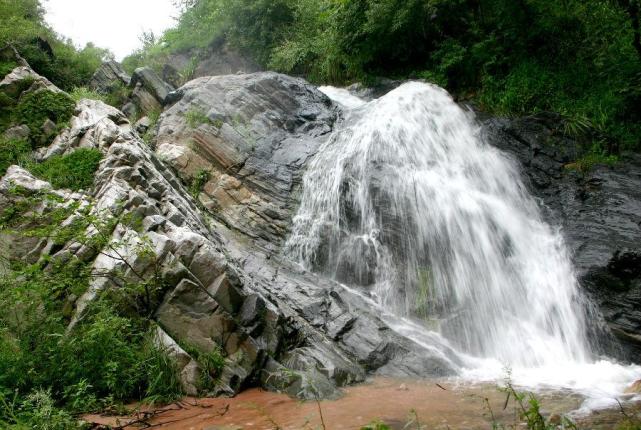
(31, 148, 103, 191)
(12, 90, 75, 148)
(0, 189, 184, 428)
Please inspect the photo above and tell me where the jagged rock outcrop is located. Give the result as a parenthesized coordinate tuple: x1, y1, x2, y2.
(128, 67, 174, 116)
(1, 66, 458, 400)
(156, 72, 335, 247)
(89, 60, 131, 93)
(482, 116, 641, 360)
(0, 65, 62, 96)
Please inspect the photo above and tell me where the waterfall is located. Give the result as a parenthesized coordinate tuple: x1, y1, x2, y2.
(286, 82, 592, 368)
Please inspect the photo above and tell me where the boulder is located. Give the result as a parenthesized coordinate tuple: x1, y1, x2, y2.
(625, 379, 641, 394)
(134, 116, 151, 134)
(89, 60, 130, 93)
(129, 67, 174, 114)
(2, 124, 30, 140)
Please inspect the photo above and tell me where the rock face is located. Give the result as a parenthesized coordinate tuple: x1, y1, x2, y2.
(157, 72, 335, 247)
(89, 60, 131, 93)
(0, 65, 62, 97)
(129, 67, 175, 115)
(482, 116, 641, 360)
(1, 67, 458, 399)
(161, 41, 262, 87)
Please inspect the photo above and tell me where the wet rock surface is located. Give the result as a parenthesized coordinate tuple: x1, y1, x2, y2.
(0, 67, 458, 399)
(482, 116, 641, 360)
(156, 72, 336, 247)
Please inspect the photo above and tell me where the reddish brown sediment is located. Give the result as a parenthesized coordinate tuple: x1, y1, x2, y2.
(85, 377, 641, 430)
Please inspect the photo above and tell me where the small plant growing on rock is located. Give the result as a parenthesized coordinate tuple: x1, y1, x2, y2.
(185, 108, 214, 129)
(189, 168, 210, 198)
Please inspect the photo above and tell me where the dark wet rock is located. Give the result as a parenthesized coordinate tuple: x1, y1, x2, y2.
(482, 115, 641, 360)
(156, 72, 336, 247)
(346, 78, 404, 101)
(89, 60, 130, 93)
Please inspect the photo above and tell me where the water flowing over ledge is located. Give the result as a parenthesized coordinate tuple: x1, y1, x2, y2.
(285, 82, 641, 410)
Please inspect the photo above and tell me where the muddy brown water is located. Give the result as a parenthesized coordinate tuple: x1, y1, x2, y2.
(84, 378, 640, 430)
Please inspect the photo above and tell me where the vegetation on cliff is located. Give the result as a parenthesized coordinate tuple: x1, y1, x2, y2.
(126, 0, 641, 153)
(0, 0, 109, 91)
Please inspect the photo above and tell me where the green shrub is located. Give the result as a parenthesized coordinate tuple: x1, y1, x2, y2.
(0, 138, 31, 176)
(140, 0, 641, 152)
(185, 108, 213, 128)
(182, 343, 224, 391)
(31, 148, 102, 190)
(1, 1, 110, 91)
(0, 60, 17, 78)
(189, 168, 210, 198)
(0, 196, 183, 421)
(103, 81, 130, 109)
(13, 90, 75, 147)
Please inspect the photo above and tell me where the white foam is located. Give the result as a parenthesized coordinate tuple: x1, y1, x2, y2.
(289, 83, 641, 412)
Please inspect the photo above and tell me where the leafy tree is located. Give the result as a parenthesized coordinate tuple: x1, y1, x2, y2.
(0, 0, 110, 91)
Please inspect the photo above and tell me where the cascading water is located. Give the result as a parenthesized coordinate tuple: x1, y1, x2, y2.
(285, 82, 641, 409)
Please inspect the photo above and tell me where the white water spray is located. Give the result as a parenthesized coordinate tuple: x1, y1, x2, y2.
(286, 82, 641, 407)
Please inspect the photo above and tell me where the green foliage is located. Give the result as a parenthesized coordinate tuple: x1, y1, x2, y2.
(30, 148, 103, 191)
(189, 168, 210, 198)
(0, 59, 17, 78)
(0, 0, 111, 91)
(185, 108, 213, 128)
(489, 374, 578, 430)
(0, 191, 183, 427)
(103, 81, 130, 109)
(13, 90, 75, 147)
(134, 0, 641, 152)
(0, 389, 85, 430)
(0, 138, 31, 176)
(618, 420, 641, 430)
(565, 152, 619, 173)
(182, 342, 224, 390)
(69, 87, 106, 103)
(142, 108, 161, 146)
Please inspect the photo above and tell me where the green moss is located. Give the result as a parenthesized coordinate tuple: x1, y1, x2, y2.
(31, 148, 103, 191)
(13, 90, 75, 148)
